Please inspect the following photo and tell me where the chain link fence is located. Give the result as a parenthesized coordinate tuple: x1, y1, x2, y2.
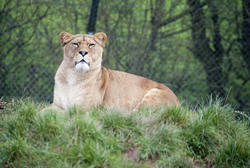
(0, 0, 249, 112)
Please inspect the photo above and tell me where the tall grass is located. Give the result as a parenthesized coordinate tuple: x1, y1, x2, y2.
(0, 99, 249, 167)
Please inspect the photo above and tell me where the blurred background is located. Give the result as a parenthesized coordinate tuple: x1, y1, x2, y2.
(0, 0, 249, 112)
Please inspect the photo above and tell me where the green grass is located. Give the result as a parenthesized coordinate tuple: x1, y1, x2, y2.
(0, 99, 249, 168)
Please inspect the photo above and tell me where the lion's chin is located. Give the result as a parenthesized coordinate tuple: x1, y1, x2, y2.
(75, 62, 90, 71)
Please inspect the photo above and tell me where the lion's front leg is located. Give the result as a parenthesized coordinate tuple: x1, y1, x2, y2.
(39, 104, 66, 116)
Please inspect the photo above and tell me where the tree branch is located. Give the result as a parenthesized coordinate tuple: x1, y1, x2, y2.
(157, 2, 206, 28)
(160, 26, 191, 38)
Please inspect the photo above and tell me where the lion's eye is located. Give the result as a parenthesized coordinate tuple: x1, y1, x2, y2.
(88, 43, 95, 48)
(72, 42, 79, 47)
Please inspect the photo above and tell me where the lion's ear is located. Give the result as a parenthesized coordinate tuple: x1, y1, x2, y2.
(59, 32, 73, 46)
(94, 32, 107, 47)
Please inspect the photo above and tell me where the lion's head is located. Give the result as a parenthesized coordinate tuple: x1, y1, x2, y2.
(59, 32, 107, 71)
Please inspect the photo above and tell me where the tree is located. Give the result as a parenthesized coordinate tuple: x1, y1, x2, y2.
(234, 0, 250, 110)
(187, 0, 225, 98)
(241, 0, 250, 73)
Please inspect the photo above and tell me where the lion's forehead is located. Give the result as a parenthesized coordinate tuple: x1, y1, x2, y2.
(73, 34, 94, 42)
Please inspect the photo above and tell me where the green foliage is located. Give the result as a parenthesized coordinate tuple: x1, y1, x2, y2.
(101, 111, 141, 141)
(0, 99, 249, 167)
(215, 137, 250, 168)
(156, 106, 193, 126)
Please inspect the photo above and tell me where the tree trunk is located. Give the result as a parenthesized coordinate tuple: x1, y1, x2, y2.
(187, 0, 225, 98)
(149, 0, 165, 51)
(241, 0, 250, 73)
(86, 0, 99, 34)
(0, 58, 8, 97)
(134, 0, 166, 76)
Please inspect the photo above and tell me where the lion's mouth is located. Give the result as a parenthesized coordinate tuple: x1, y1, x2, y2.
(74, 59, 90, 70)
(75, 59, 90, 66)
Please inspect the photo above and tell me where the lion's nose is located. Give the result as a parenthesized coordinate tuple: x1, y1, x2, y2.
(79, 51, 88, 57)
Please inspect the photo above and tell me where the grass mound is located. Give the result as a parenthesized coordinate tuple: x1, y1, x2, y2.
(0, 99, 249, 167)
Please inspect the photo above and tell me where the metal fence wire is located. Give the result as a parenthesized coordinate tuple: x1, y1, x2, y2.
(0, 0, 249, 112)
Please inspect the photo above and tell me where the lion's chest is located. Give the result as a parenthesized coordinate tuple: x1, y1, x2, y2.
(57, 84, 83, 108)
(54, 82, 102, 110)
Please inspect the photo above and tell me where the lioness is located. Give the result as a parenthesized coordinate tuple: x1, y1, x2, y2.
(52, 32, 180, 112)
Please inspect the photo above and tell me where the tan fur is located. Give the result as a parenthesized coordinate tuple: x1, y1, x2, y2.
(52, 32, 180, 112)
